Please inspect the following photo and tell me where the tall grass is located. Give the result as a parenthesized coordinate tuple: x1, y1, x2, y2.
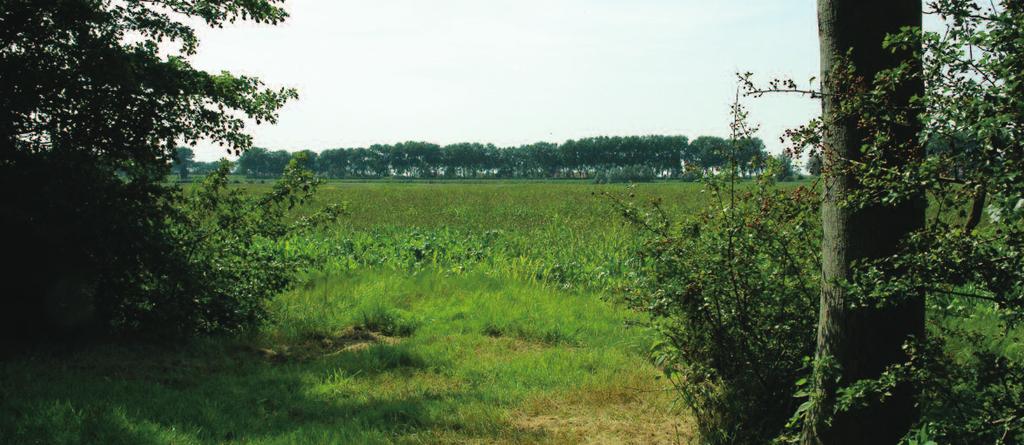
(1, 181, 700, 444)
(270, 181, 711, 292)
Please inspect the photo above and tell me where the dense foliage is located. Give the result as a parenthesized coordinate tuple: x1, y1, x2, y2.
(767, 0, 1024, 441)
(626, 2, 1024, 442)
(136, 160, 342, 335)
(617, 102, 820, 443)
(622, 173, 819, 443)
(630, 1, 1024, 443)
(0, 0, 296, 338)
(231, 135, 776, 180)
(837, 1, 1024, 441)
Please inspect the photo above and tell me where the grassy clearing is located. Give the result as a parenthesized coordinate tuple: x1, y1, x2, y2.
(2, 182, 702, 444)
(1, 270, 684, 444)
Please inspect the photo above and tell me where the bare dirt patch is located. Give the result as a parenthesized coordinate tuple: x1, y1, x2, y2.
(254, 326, 400, 363)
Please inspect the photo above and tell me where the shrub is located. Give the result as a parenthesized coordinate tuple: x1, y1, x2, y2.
(616, 169, 820, 444)
(906, 315, 1024, 443)
(132, 159, 344, 336)
(11, 159, 343, 338)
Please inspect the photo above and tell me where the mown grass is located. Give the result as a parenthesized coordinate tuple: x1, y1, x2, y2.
(1, 181, 702, 445)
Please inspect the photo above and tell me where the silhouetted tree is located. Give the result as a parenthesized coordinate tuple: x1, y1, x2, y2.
(806, 152, 822, 176)
(173, 147, 195, 180)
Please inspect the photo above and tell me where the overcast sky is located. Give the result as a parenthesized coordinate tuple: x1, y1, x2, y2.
(188, 0, 822, 161)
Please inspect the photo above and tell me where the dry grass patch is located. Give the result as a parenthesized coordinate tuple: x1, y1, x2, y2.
(514, 372, 691, 444)
(255, 325, 402, 363)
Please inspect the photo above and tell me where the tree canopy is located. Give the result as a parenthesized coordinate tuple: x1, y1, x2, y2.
(0, 0, 297, 338)
(232, 135, 773, 180)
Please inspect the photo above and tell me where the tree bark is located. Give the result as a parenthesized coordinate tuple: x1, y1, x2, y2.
(804, 1, 926, 444)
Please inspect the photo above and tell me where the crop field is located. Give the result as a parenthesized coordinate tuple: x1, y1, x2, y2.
(1, 181, 709, 445)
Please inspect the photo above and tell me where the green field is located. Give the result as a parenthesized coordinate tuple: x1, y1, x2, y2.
(1, 182, 707, 445)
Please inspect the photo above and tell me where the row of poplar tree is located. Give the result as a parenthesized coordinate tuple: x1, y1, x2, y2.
(176, 135, 778, 179)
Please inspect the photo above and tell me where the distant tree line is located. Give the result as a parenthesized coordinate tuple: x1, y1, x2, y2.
(172, 147, 235, 180)
(201, 135, 775, 180)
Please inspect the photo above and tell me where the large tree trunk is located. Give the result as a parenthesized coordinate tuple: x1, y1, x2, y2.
(803, 0, 926, 443)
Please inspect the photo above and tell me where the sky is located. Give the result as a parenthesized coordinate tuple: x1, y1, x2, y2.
(188, 0, 822, 161)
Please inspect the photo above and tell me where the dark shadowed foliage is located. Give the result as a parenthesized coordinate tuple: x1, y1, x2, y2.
(0, 0, 296, 340)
